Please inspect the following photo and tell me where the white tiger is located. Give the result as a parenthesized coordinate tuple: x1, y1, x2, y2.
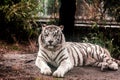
(35, 24, 120, 77)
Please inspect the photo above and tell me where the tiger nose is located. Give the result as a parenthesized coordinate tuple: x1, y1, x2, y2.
(48, 40, 53, 44)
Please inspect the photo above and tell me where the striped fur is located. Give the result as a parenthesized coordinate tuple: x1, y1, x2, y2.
(35, 25, 120, 77)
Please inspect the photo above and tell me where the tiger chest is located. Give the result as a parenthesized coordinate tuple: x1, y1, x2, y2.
(47, 51, 60, 67)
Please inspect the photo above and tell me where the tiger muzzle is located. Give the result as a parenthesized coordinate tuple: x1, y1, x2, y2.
(48, 40, 53, 45)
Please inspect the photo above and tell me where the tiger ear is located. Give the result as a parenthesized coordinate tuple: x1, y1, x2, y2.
(41, 24, 46, 30)
(59, 25, 64, 31)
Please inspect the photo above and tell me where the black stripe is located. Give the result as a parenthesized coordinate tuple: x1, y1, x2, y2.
(96, 53, 99, 60)
(114, 59, 119, 63)
(75, 44, 87, 65)
(68, 46, 75, 65)
(94, 45, 99, 60)
(41, 34, 44, 43)
(72, 46, 80, 66)
(80, 43, 87, 50)
(58, 57, 68, 65)
(87, 44, 93, 58)
(57, 54, 65, 62)
(41, 49, 51, 60)
(103, 55, 107, 58)
(76, 44, 82, 48)
(96, 46, 101, 61)
(81, 43, 87, 47)
(106, 59, 110, 63)
(112, 58, 116, 62)
(38, 56, 47, 61)
(95, 45, 97, 53)
(96, 62, 100, 66)
(41, 53, 48, 61)
(76, 44, 88, 57)
(96, 46, 101, 60)
(90, 46, 94, 58)
(38, 56, 44, 59)
(78, 43, 88, 57)
(60, 34, 63, 43)
(91, 46, 94, 57)
(95, 62, 100, 66)
(100, 63, 102, 67)
(91, 51, 94, 58)
(70, 47, 76, 66)
(54, 48, 65, 61)
(100, 54, 105, 61)
(67, 48, 70, 53)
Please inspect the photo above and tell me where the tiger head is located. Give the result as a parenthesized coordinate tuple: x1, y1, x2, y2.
(39, 24, 65, 50)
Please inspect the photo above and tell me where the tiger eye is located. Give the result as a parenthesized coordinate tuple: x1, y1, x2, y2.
(44, 33, 49, 37)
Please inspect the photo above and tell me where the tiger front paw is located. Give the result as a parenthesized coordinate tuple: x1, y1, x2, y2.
(53, 70, 65, 78)
(40, 67, 52, 75)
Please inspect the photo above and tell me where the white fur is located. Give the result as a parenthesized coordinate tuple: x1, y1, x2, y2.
(35, 25, 119, 78)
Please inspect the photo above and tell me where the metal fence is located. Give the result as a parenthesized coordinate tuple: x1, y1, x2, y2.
(35, 17, 120, 28)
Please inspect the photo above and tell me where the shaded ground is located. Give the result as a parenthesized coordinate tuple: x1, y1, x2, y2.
(0, 41, 120, 80)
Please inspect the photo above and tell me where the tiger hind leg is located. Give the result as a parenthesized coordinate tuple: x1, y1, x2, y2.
(101, 49, 119, 70)
(103, 57, 119, 71)
(107, 58, 119, 70)
(93, 60, 119, 71)
(93, 62, 109, 71)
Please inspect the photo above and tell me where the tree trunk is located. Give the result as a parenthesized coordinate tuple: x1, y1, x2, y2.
(59, 0, 76, 40)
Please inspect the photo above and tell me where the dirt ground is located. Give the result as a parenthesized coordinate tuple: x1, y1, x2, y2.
(0, 42, 120, 80)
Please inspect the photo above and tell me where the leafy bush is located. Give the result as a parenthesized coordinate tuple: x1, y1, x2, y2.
(0, 0, 41, 43)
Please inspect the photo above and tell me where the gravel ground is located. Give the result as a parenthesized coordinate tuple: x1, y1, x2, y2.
(0, 53, 120, 80)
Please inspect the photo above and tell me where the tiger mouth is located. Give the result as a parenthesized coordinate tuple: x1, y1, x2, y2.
(45, 43, 62, 49)
(47, 46, 54, 49)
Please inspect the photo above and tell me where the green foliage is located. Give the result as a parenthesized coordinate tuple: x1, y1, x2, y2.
(81, 23, 120, 58)
(0, 0, 41, 42)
